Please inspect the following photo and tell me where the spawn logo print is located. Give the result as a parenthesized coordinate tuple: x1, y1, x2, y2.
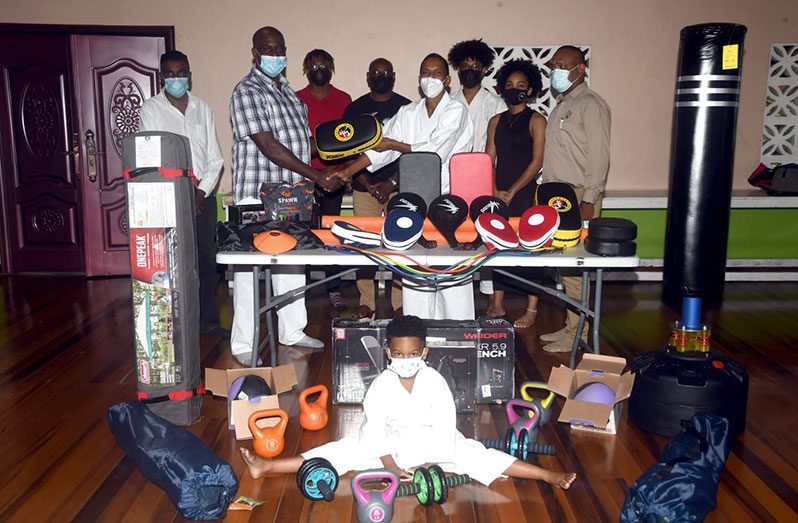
(481, 200, 501, 214)
(438, 199, 460, 214)
(395, 199, 419, 212)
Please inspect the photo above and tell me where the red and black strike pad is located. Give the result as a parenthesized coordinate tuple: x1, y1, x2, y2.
(382, 208, 425, 250)
(518, 205, 560, 251)
(475, 213, 519, 250)
(428, 194, 469, 249)
(122, 131, 201, 426)
(468, 196, 511, 250)
(450, 152, 494, 208)
(315, 114, 382, 161)
(535, 182, 583, 248)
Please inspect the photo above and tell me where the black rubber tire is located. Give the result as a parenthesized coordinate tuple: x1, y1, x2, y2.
(588, 217, 638, 241)
(585, 237, 637, 256)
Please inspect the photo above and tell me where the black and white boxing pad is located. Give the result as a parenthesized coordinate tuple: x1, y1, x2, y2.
(382, 209, 425, 250)
(386, 192, 427, 217)
(518, 205, 560, 251)
(475, 213, 519, 250)
(331, 220, 382, 247)
(469, 195, 510, 223)
(428, 194, 468, 248)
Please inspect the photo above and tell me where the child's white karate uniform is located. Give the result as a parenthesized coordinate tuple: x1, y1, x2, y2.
(302, 365, 514, 485)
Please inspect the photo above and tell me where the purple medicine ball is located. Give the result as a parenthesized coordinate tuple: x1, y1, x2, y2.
(573, 382, 615, 405)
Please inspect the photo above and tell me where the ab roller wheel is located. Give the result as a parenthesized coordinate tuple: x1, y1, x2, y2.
(297, 457, 339, 501)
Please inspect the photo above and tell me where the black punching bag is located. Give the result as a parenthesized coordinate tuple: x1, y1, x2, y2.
(663, 23, 747, 306)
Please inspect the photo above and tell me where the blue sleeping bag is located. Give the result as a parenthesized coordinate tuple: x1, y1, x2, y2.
(621, 412, 732, 522)
(107, 401, 239, 521)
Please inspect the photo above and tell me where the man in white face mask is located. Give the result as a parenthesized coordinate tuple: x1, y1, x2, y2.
(541, 45, 611, 353)
(337, 54, 476, 321)
(336, 53, 474, 195)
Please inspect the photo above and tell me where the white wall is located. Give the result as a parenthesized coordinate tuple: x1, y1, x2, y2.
(3, 0, 797, 193)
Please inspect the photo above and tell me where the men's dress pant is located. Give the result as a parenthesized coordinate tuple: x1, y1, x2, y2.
(230, 197, 307, 357)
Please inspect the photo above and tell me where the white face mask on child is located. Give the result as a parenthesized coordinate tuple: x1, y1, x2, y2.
(388, 357, 425, 378)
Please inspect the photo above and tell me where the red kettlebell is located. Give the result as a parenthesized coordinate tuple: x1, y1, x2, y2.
(249, 408, 288, 458)
(299, 384, 329, 431)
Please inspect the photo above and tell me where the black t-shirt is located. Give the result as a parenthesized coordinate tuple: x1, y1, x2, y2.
(343, 92, 412, 191)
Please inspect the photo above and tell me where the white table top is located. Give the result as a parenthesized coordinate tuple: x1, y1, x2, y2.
(217, 245, 639, 269)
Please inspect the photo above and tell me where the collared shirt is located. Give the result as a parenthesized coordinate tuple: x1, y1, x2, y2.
(542, 83, 611, 204)
(138, 91, 224, 195)
(452, 87, 506, 152)
(230, 66, 310, 202)
(296, 84, 352, 169)
(364, 92, 474, 193)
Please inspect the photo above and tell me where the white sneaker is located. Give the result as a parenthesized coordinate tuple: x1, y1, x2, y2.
(479, 280, 494, 294)
(232, 352, 263, 366)
(284, 334, 324, 349)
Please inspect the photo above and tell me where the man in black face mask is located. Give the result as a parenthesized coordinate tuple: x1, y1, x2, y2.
(449, 39, 506, 297)
(296, 49, 352, 315)
(343, 58, 412, 320)
(448, 39, 506, 153)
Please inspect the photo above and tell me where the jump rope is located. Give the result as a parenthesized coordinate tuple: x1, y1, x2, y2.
(325, 245, 561, 284)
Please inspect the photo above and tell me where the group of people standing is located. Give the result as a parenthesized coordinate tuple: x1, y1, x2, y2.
(137, 25, 611, 365)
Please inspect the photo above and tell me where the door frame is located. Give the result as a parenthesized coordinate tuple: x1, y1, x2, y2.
(0, 23, 174, 274)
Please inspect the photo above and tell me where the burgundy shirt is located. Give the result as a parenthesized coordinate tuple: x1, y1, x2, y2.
(297, 84, 352, 169)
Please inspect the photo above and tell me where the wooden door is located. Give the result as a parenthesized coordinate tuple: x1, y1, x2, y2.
(0, 33, 84, 272)
(71, 35, 165, 276)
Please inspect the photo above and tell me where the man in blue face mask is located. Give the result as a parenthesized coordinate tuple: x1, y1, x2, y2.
(139, 50, 228, 339)
(540, 45, 611, 352)
(228, 26, 342, 364)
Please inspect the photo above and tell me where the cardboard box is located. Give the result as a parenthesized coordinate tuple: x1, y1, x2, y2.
(205, 363, 298, 440)
(547, 354, 635, 435)
(475, 317, 515, 403)
(425, 320, 478, 412)
(331, 319, 387, 404)
(331, 318, 514, 409)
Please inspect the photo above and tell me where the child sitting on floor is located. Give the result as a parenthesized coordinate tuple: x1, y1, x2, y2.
(241, 315, 576, 489)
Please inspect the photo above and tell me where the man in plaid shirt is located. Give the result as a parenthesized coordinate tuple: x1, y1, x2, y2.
(229, 26, 343, 364)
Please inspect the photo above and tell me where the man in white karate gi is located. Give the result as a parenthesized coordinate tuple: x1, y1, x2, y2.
(240, 315, 576, 489)
(336, 53, 476, 320)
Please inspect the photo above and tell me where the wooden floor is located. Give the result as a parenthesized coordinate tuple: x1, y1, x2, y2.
(1, 275, 797, 523)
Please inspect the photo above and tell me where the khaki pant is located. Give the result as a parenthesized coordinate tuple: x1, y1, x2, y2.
(562, 188, 603, 333)
(353, 189, 402, 312)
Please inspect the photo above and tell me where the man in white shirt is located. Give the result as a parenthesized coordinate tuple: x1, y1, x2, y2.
(338, 53, 475, 319)
(448, 39, 506, 296)
(138, 50, 228, 338)
(448, 39, 506, 153)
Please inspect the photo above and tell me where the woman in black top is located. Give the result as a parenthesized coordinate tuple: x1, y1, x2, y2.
(484, 59, 547, 328)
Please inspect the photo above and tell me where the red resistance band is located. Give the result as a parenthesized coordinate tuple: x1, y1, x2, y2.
(137, 384, 207, 403)
(123, 167, 198, 187)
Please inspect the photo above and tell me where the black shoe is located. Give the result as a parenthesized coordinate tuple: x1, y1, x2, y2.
(201, 325, 231, 338)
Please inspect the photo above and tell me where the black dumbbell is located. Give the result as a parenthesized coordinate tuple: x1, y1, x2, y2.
(480, 427, 556, 460)
(395, 465, 471, 506)
(297, 457, 339, 501)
